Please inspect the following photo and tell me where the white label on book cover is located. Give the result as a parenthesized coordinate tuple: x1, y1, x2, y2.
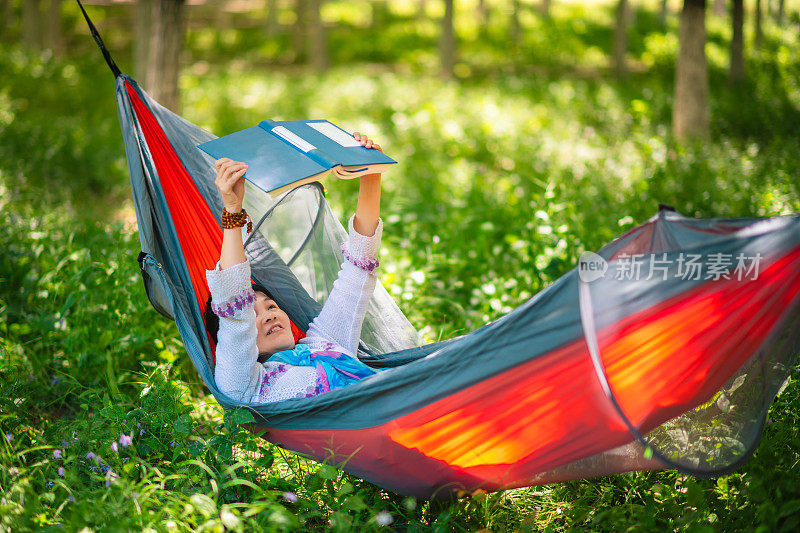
(307, 121, 361, 147)
(271, 126, 316, 152)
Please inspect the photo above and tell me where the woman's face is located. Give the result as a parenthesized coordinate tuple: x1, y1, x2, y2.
(254, 292, 296, 356)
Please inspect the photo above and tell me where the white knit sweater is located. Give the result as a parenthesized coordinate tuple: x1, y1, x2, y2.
(207, 215, 383, 405)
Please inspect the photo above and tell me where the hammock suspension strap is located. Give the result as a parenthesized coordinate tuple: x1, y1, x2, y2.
(76, 0, 122, 78)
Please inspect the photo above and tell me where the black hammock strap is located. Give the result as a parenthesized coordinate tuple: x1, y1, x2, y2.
(76, 0, 122, 78)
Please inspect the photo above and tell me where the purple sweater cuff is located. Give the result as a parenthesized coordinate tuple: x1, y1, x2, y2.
(341, 243, 380, 273)
(342, 215, 382, 273)
(211, 287, 256, 318)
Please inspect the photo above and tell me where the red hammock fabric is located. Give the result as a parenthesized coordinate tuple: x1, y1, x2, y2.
(256, 243, 800, 496)
(125, 81, 306, 351)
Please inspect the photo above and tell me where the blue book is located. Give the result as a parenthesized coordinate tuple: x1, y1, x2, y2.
(198, 119, 397, 197)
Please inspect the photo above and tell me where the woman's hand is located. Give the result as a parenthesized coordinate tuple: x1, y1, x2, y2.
(215, 158, 249, 268)
(214, 158, 249, 213)
(352, 131, 382, 183)
(352, 132, 381, 152)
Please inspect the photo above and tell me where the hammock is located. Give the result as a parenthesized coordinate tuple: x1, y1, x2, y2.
(80, 2, 800, 499)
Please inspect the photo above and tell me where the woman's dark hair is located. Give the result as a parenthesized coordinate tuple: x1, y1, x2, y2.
(204, 283, 275, 345)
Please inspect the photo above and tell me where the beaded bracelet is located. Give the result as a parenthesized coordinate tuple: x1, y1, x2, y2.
(221, 207, 253, 234)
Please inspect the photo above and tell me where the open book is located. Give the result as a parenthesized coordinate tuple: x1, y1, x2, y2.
(198, 119, 397, 197)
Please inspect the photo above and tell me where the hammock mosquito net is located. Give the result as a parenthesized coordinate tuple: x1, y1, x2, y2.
(81, 1, 800, 499)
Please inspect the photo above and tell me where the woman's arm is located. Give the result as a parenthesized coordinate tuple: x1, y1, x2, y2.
(215, 158, 248, 269)
(208, 157, 265, 403)
(351, 132, 382, 237)
(208, 261, 265, 404)
(301, 133, 385, 356)
(301, 216, 382, 356)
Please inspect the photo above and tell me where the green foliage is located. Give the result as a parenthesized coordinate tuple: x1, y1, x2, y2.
(0, 46, 128, 212)
(1, 1, 799, 531)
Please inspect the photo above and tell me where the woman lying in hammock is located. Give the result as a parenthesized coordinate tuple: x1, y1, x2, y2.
(204, 133, 385, 405)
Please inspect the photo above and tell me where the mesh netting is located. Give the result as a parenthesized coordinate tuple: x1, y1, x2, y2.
(579, 211, 800, 475)
(242, 182, 423, 356)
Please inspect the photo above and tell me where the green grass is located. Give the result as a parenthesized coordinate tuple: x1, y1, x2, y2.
(1, 1, 800, 530)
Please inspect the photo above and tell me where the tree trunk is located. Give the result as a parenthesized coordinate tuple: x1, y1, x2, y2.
(265, 0, 279, 39)
(307, 0, 328, 71)
(214, 0, 232, 50)
(754, 0, 763, 48)
(673, 0, 709, 140)
(440, 0, 455, 77)
(22, 0, 43, 51)
(371, 0, 389, 30)
(540, 0, 551, 18)
(0, 0, 11, 42)
(417, 0, 427, 21)
(293, 0, 306, 63)
(510, 0, 521, 44)
(144, 0, 186, 113)
(659, 0, 669, 27)
(477, 0, 488, 37)
(776, 0, 785, 25)
(713, 0, 725, 16)
(45, 0, 64, 57)
(729, 0, 744, 84)
(135, 0, 153, 86)
(613, 0, 629, 77)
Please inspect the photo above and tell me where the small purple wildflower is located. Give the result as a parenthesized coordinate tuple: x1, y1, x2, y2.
(766, 418, 773, 426)
(122, 457, 129, 463)
(119, 433, 133, 447)
(28, 373, 34, 383)
(282, 491, 298, 503)
(46, 481, 54, 488)
(5, 433, 12, 442)
(57, 467, 65, 477)
(111, 442, 118, 453)
(170, 440, 178, 447)
(375, 511, 393, 526)
(102, 465, 110, 473)
(105, 469, 117, 487)
(67, 495, 74, 502)
(139, 429, 145, 436)
(85, 452, 95, 460)
(50, 377, 59, 386)
(52, 449, 62, 459)
(122, 419, 127, 424)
